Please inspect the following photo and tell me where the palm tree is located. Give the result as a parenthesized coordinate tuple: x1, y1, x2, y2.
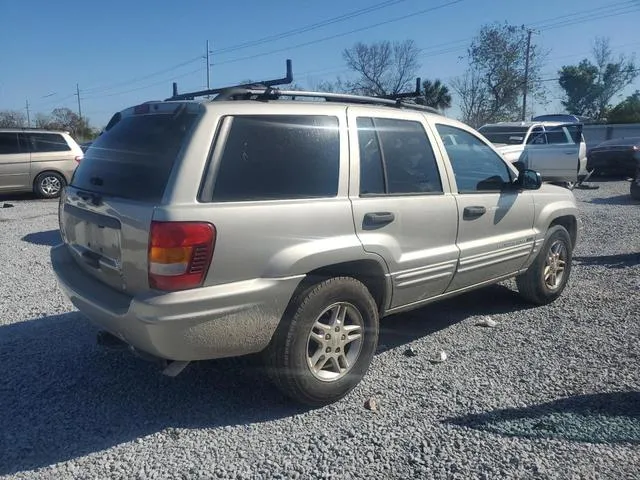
(420, 79, 452, 111)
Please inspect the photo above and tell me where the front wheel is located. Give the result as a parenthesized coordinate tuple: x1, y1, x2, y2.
(264, 277, 379, 406)
(516, 225, 573, 305)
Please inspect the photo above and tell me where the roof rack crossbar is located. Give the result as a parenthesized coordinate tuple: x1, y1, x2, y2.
(209, 87, 440, 114)
(167, 60, 293, 101)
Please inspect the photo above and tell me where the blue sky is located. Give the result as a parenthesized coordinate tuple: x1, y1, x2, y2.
(1, 0, 639, 127)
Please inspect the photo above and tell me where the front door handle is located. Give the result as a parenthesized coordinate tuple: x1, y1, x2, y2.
(463, 206, 486, 220)
(363, 212, 395, 228)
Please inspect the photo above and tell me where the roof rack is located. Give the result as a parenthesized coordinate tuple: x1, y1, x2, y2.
(166, 60, 440, 115)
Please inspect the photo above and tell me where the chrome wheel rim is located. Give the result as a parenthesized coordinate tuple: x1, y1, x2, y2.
(41, 176, 61, 196)
(306, 302, 364, 382)
(544, 240, 567, 290)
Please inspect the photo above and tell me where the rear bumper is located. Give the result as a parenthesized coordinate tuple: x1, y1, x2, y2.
(51, 243, 303, 361)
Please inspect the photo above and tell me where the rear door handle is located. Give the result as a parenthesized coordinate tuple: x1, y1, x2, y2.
(463, 206, 486, 220)
(363, 212, 395, 228)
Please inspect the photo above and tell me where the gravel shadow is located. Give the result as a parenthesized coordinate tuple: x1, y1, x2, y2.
(0, 313, 309, 475)
(445, 392, 640, 445)
(377, 284, 533, 353)
(22, 229, 62, 246)
(573, 253, 640, 269)
(0, 284, 534, 474)
(588, 194, 639, 205)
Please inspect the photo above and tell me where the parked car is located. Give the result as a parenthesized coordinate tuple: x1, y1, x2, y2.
(478, 121, 588, 186)
(50, 77, 580, 406)
(587, 137, 640, 177)
(0, 128, 83, 198)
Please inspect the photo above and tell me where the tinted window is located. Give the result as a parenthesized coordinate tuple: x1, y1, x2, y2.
(0, 133, 21, 154)
(545, 126, 571, 144)
(212, 115, 339, 202)
(436, 124, 512, 193)
(72, 110, 199, 202)
(375, 118, 442, 194)
(526, 127, 546, 145)
(357, 117, 385, 195)
(478, 125, 529, 145)
(27, 133, 71, 152)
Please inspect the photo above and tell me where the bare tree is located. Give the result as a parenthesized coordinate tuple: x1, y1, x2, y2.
(342, 40, 420, 96)
(0, 110, 27, 128)
(451, 69, 489, 128)
(592, 36, 637, 118)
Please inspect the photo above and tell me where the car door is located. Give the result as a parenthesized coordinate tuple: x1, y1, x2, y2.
(433, 122, 536, 292)
(525, 125, 579, 182)
(0, 132, 30, 191)
(347, 107, 459, 309)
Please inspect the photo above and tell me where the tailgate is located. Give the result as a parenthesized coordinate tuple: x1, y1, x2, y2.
(60, 188, 155, 294)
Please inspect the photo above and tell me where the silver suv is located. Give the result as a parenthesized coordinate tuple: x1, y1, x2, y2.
(51, 65, 580, 406)
(0, 128, 84, 198)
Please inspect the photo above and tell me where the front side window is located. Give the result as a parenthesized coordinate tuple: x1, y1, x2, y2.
(436, 124, 512, 193)
(0, 133, 21, 154)
(27, 133, 71, 152)
(356, 117, 443, 195)
(526, 127, 546, 145)
(212, 115, 340, 202)
(478, 125, 529, 145)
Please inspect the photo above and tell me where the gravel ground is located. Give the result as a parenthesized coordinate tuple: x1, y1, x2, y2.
(0, 180, 638, 480)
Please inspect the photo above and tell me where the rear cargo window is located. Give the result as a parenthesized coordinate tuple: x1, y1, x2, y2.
(27, 133, 71, 152)
(210, 115, 340, 202)
(71, 110, 199, 202)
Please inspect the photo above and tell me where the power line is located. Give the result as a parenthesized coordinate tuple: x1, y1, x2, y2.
(214, 0, 466, 66)
(212, 0, 409, 55)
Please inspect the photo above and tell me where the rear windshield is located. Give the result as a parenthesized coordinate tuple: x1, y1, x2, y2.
(71, 109, 199, 202)
(478, 126, 529, 145)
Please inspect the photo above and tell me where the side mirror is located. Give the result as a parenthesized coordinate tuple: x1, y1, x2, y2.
(515, 169, 542, 190)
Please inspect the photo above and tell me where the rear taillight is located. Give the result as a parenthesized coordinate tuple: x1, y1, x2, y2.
(74, 155, 83, 164)
(148, 221, 216, 291)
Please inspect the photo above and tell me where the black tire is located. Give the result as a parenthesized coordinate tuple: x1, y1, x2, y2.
(34, 171, 65, 199)
(516, 225, 573, 305)
(264, 277, 379, 406)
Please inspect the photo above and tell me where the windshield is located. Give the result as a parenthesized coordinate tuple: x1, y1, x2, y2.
(71, 110, 199, 202)
(478, 126, 529, 145)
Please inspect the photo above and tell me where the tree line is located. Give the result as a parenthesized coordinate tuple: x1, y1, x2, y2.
(0, 107, 98, 141)
(1, 22, 638, 133)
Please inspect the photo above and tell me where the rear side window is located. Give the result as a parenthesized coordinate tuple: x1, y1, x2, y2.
(27, 133, 71, 152)
(356, 117, 443, 195)
(211, 115, 340, 202)
(71, 110, 199, 202)
(0, 133, 21, 154)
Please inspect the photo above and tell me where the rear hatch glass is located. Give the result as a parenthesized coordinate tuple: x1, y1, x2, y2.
(71, 104, 200, 202)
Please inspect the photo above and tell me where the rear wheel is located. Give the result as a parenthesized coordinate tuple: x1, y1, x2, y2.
(34, 172, 65, 199)
(516, 225, 573, 305)
(264, 277, 379, 406)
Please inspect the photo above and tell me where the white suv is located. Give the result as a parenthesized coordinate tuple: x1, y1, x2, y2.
(478, 121, 588, 186)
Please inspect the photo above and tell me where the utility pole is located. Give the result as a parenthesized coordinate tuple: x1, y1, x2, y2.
(521, 29, 533, 121)
(25, 99, 31, 127)
(205, 40, 212, 89)
(75, 83, 82, 120)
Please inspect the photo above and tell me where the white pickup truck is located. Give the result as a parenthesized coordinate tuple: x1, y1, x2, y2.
(477, 121, 588, 186)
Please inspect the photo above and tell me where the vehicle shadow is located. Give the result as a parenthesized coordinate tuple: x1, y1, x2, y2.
(588, 194, 639, 206)
(0, 193, 39, 202)
(21, 229, 62, 246)
(573, 253, 640, 269)
(0, 284, 533, 475)
(444, 391, 640, 445)
(377, 284, 533, 353)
